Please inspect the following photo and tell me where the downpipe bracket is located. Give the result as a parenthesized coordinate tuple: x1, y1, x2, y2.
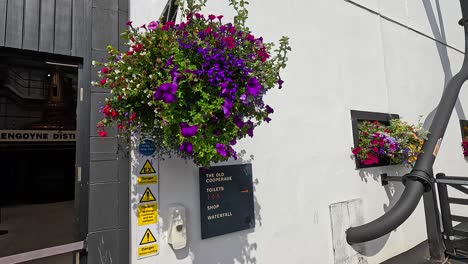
(402, 170, 434, 192)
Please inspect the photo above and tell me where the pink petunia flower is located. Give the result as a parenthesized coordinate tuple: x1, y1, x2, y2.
(98, 130, 107, 137)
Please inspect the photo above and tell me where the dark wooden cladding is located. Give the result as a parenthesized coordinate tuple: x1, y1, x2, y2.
(23, 0, 41, 51)
(71, 0, 84, 57)
(5, 0, 24, 48)
(1, 0, 74, 56)
(54, 0, 72, 54)
(0, 0, 7, 46)
(39, 0, 56, 53)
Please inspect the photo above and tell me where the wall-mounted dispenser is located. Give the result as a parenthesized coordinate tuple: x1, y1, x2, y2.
(167, 205, 187, 250)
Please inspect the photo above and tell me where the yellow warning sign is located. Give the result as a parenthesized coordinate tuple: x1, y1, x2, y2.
(140, 188, 156, 203)
(138, 176, 158, 185)
(140, 228, 157, 245)
(138, 244, 158, 257)
(138, 203, 158, 226)
(139, 160, 156, 174)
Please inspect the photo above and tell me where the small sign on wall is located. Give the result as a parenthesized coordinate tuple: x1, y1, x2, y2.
(199, 164, 255, 239)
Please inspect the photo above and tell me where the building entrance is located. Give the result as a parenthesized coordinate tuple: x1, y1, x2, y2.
(0, 50, 84, 264)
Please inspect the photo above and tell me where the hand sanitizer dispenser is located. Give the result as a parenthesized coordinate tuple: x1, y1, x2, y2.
(167, 205, 187, 250)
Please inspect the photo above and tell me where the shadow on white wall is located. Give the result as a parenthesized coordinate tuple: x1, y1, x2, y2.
(422, 0, 466, 126)
(350, 165, 408, 257)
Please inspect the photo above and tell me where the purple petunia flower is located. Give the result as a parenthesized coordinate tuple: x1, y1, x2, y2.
(170, 67, 182, 83)
(166, 57, 173, 66)
(222, 99, 233, 118)
(230, 86, 237, 94)
(180, 142, 193, 154)
(220, 82, 229, 96)
(148, 21, 159, 30)
(230, 139, 237, 145)
(154, 83, 178, 104)
(246, 120, 254, 137)
(216, 143, 227, 157)
(227, 146, 237, 159)
(264, 117, 272, 123)
(265, 105, 274, 114)
(160, 83, 177, 93)
(278, 78, 284, 89)
(154, 90, 163, 101)
(162, 93, 177, 103)
(180, 123, 198, 137)
(246, 77, 261, 96)
(240, 94, 247, 104)
(233, 116, 245, 129)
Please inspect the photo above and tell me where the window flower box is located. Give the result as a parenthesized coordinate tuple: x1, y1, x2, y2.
(350, 110, 428, 169)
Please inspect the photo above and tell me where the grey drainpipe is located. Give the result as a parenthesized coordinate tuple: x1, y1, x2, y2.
(346, 0, 468, 245)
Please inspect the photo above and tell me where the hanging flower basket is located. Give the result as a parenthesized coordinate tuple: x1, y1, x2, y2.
(351, 119, 429, 167)
(93, 0, 290, 167)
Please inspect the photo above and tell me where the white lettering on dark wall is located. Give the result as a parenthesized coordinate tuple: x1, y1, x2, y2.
(205, 171, 233, 183)
(0, 130, 76, 142)
(206, 186, 224, 192)
(207, 204, 219, 210)
(206, 176, 232, 183)
(207, 212, 233, 220)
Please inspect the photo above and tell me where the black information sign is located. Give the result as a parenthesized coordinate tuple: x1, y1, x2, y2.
(199, 164, 255, 239)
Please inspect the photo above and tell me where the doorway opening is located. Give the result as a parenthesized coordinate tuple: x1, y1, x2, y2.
(0, 49, 82, 264)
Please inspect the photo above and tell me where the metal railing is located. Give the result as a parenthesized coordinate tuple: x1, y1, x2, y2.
(437, 173, 468, 259)
(0, 241, 85, 264)
(0, 66, 48, 100)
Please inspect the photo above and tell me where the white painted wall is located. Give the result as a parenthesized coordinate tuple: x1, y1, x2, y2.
(130, 0, 468, 263)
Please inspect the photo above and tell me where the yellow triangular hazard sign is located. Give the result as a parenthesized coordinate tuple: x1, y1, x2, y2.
(140, 229, 157, 245)
(140, 187, 156, 203)
(140, 160, 156, 175)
